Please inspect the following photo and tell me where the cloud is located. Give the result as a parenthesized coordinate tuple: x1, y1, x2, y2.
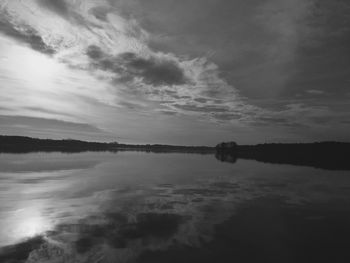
(0, 18, 55, 54)
(86, 46, 188, 86)
(86, 45, 104, 60)
(173, 103, 229, 113)
(253, 116, 291, 126)
(282, 0, 350, 99)
(37, 0, 69, 17)
(36, 0, 90, 27)
(212, 113, 241, 121)
(0, 115, 108, 139)
(2, 2, 246, 125)
(306, 90, 325, 95)
(193, 98, 209, 103)
(1, 0, 349, 143)
(24, 106, 75, 118)
(89, 6, 112, 22)
(120, 52, 188, 86)
(160, 110, 177, 116)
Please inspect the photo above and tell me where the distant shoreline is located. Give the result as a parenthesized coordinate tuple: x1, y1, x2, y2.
(0, 135, 214, 153)
(1, 135, 349, 170)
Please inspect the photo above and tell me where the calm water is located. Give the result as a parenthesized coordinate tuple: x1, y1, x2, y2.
(0, 151, 350, 263)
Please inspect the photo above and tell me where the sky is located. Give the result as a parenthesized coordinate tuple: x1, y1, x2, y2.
(0, 0, 349, 145)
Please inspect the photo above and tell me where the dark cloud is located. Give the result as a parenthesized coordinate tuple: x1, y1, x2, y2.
(161, 90, 191, 100)
(120, 52, 187, 86)
(163, 89, 177, 95)
(0, 19, 55, 55)
(86, 45, 104, 60)
(309, 116, 332, 124)
(283, 0, 350, 99)
(160, 110, 177, 116)
(194, 98, 209, 103)
(258, 117, 289, 124)
(165, 94, 191, 100)
(113, 0, 350, 115)
(86, 45, 188, 86)
(118, 101, 144, 110)
(213, 113, 241, 121)
(251, 116, 304, 128)
(37, 0, 88, 26)
(173, 103, 228, 113)
(89, 6, 111, 22)
(111, 0, 303, 99)
(37, 0, 69, 17)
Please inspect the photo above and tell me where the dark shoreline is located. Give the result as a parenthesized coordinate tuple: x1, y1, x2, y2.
(216, 142, 350, 170)
(0, 135, 214, 154)
(1, 135, 350, 170)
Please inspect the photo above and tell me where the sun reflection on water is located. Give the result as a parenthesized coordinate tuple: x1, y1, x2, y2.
(1, 206, 52, 247)
(15, 215, 48, 239)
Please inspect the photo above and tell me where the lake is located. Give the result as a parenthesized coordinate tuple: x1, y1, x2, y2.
(0, 151, 349, 263)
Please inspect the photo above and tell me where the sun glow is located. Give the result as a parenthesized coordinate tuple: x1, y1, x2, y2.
(16, 216, 48, 238)
(8, 207, 51, 244)
(6, 45, 61, 84)
(0, 206, 51, 247)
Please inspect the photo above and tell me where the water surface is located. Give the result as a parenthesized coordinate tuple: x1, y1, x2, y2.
(0, 151, 349, 263)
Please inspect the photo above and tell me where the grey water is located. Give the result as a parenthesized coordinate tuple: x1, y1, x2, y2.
(0, 151, 350, 263)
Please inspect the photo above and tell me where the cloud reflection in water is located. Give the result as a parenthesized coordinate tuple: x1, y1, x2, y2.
(0, 151, 349, 262)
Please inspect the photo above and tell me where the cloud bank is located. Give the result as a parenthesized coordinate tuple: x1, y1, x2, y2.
(0, 0, 349, 143)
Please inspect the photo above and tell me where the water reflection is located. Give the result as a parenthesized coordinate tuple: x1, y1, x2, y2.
(0, 152, 349, 262)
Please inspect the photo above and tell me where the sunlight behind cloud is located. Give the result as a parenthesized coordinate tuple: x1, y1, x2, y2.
(0, 0, 348, 144)
(7, 45, 62, 85)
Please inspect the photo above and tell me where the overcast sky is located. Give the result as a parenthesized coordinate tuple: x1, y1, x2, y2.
(0, 0, 349, 145)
